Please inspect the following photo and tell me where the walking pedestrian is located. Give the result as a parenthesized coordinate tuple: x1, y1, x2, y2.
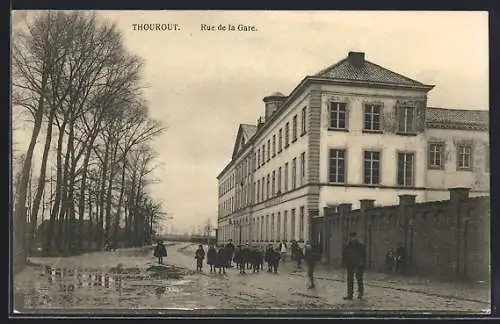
(259, 245, 265, 271)
(265, 244, 273, 272)
(239, 245, 248, 274)
(296, 241, 304, 269)
(153, 240, 167, 265)
(225, 239, 235, 268)
(395, 244, 407, 274)
(280, 240, 288, 262)
(304, 242, 319, 289)
(195, 244, 205, 272)
(251, 246, 260, 273)
(207, 244, 217, 272)
(216, 245, 227, 274)
(244, 243, 252, 269)
(342, 232, 367, 300)
(270, 246, 281, 274)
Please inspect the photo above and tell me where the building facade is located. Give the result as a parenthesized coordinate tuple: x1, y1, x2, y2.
(217, 51, 489, 245)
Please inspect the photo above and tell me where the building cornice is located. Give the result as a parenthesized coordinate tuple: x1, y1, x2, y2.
(426, 122, 489, 132)
(218, 76, 435, 180)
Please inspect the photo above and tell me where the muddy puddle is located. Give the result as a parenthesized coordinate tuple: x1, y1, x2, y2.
(17, 264, 198, 309)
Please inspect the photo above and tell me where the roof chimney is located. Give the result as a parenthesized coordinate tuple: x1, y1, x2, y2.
(263, 92, 286, 120)
(348, 51, 365, 67)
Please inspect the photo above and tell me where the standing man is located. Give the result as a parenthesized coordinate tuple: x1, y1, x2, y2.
(270, 245, 281, 274)
(195, 244, 205, 272)
(225, 239, 235, 268)
(154, 240, 167, 265)
(342, 232, 366, 300)
(304, 241, 318, 289)
(226, 239, 236, 268)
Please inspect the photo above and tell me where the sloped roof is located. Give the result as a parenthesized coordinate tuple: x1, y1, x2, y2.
(426, 107, 489, 127)
(241, 124, 257, 139)
(314, 57, 430, 88)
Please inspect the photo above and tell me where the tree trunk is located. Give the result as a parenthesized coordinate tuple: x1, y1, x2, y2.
(14, 69, 48, 269)
(98, 144, 110, 248)
(105, 139, 119, 243)
(113, 159, 127, 249)
(29, 107, 55, 253)
(46, 119, 67, 254)
(57, 121, 73, 253)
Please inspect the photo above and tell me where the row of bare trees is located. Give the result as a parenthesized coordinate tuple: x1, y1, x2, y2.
(12, 11, 166, 257)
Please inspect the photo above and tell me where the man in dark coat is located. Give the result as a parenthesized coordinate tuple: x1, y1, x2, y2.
(154, 240, 167, 264)
(296, 241, 304, 269)
(304, 242, 319, 289)
(258, 245, 265, 271)
(195, 245, 205, 272)
(250, 246, 260, 272)
(233, 245, 242, 271)
(342, 232, 367, 300)
(244, 243, 252, 269)
(395, 244, 407, 274)
(270, 246, 281, 274)
(216, 245, 227, 274)
(265, 244, 273, 272)
(237, 245, 247, 274)
(225, 239, 235, 268)
(207, 244, 217, 272)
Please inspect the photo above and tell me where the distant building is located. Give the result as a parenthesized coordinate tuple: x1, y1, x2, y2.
(217, 51, 489, 245)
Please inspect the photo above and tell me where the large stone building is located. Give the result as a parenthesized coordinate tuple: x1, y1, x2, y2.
(217, 51, 489, 245)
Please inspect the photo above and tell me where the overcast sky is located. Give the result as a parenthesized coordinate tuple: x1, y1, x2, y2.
(12, 11, 488, 234)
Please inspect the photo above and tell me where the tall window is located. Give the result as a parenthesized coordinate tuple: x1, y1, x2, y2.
(266, 174, 270, 199)
(277, 212, 281, 241)
(291, 209, 296, 240)
(261, 177, 265, 202)
(299, 206, 305, 241)
(292, 157, 297, 189)
(301, 106, 307, 135)
(428, 143, 444, 169)
(329, 149, 346, 183)
(255, 152, 258, 170)
(271, 213, 275, 241)
(284, 163, 289, 191)
(277, 167, 282, 193)
(397, 152, 415, 186)
(283, 211, 288, 241)
(256, 180, 260, 202)
(278, 129, 283, 152)
(254, 181, 257, 203)
(397, 106, 416, 134)
(260, 216, 264, 241)
(272, 170, 276, 197)
(329, 102, 347, 130)
(292, 115, 298, 142)
(265, 215, 269, 241)
(262, 144, 265, 165)
(272, 135, 276, 157)
(457, 144, 472, 170)
(363, 151, 380, 185)
(300, 152, 306, 185)
(267, 139, 271, 162)
(364, 104, 382, 131)
(285, 122, 290, 147)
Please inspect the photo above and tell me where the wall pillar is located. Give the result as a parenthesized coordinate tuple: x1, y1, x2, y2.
(449, 187, 470, 277)
(398, 195, 416, 270)
(337, 203, 352, 266)
(359, 199, 375, 269)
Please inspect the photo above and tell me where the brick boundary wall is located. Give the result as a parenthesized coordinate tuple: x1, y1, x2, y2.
(311, 188, 490, 281)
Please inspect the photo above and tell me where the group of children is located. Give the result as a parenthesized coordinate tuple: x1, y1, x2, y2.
(194, 242, 284, 275)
